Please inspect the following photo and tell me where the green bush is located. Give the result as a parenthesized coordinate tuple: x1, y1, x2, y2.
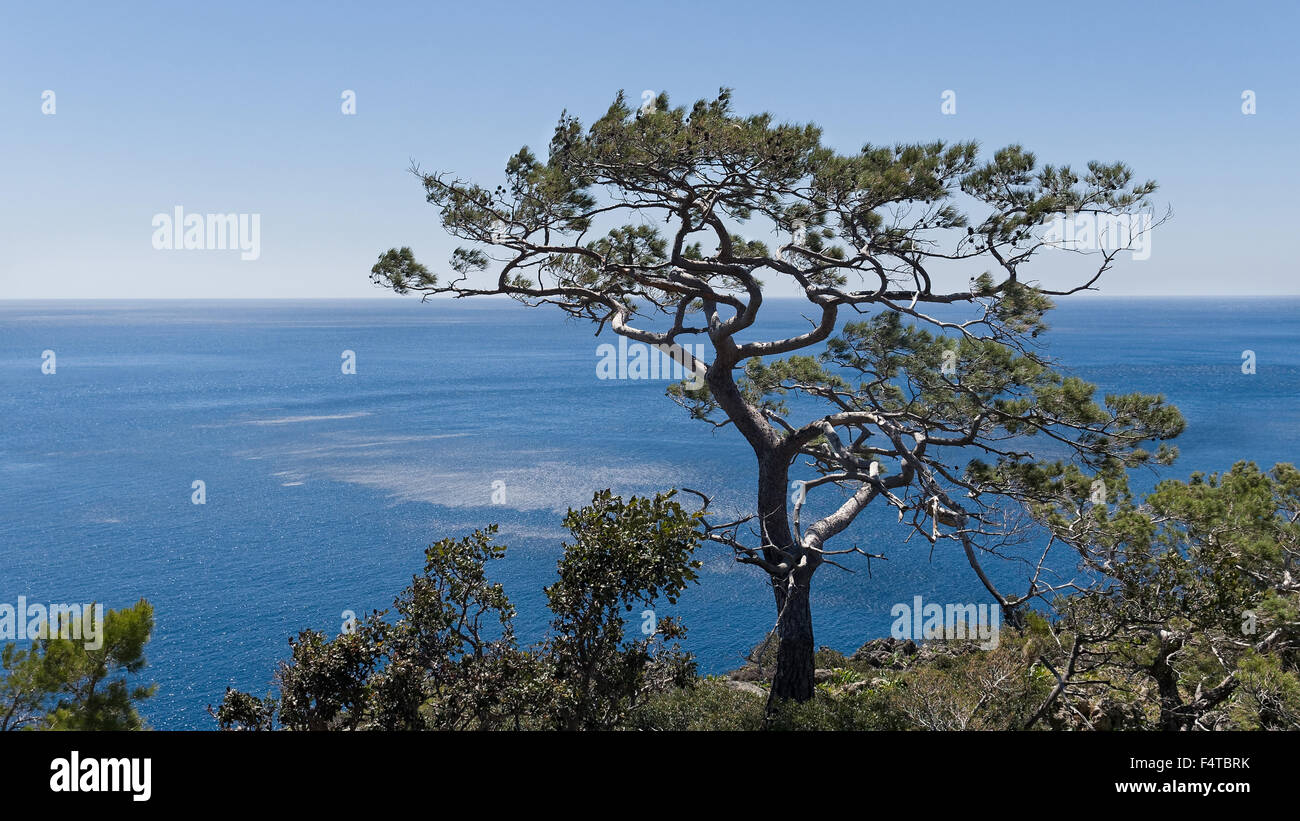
(630, 679, 765, 731)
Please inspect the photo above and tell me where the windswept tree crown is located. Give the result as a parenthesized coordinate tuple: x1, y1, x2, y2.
(372, 89, 1182, 620)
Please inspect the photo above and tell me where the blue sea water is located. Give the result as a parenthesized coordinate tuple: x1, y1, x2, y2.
(0, 297, 1296, 729)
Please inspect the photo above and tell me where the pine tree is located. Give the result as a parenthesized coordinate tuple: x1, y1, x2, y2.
(371, 89, 1183, 705)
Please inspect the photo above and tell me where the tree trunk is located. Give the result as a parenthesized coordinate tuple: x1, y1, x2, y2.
(767, 575, 815, 708)
(705, 357, 819, 711)
(755, 450, 819, 710)
(1150, 633, 1190, 731)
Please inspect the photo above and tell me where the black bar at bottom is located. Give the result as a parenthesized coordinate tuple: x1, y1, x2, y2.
(0, 730, 1284, 809)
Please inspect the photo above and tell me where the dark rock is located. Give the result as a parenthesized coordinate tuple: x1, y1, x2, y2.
(850, 637, 918, 669)
(728, 664, 767, 682)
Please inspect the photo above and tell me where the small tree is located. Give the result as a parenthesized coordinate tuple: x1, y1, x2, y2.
(1027, 462, 1300, 730)
(220, 527, 539, 731)
(213, 491, 701, 730)
(545, 490, 700, 729)
(1, 599, 156, 731)
(371, 89, 1183, 704)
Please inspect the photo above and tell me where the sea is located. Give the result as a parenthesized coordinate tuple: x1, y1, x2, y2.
(1, 297, 1296, 729)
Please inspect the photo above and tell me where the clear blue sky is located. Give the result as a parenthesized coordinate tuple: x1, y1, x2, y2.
(2, 0, 1296, 298)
